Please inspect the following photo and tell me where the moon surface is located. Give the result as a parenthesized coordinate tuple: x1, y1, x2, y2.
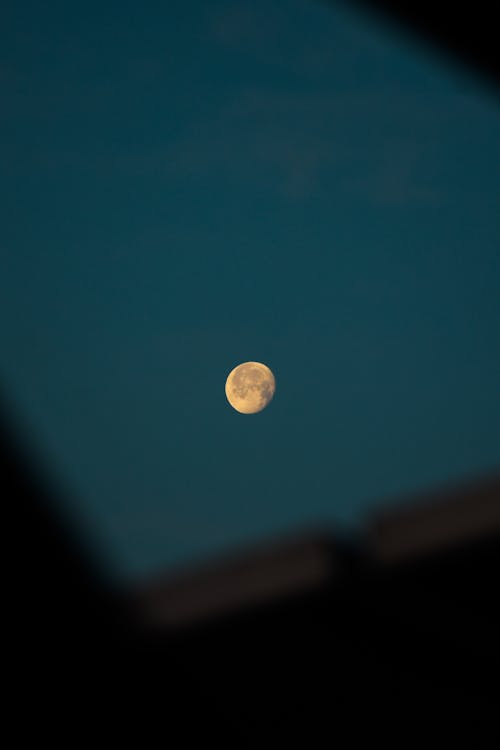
(225, 362, 276, 414)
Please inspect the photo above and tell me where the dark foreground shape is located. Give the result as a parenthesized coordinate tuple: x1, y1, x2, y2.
(132, 475, 500, 746)
(5, 385, 499, 745)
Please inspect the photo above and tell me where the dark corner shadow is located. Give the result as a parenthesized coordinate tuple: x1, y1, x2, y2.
(329, 0, 500, 88)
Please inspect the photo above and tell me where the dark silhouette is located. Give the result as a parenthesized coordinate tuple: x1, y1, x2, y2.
(4, 390, 499, 744)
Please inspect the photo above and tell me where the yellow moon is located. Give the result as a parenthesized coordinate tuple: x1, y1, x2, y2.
(225, 361, 276, 414)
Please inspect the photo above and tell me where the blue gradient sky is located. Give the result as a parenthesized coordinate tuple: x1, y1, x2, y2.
(1, 0, 499, 580)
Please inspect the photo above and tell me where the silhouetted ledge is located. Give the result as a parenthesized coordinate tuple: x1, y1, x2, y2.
(133, 473, 500, 629)
(366, 473, 500, 564)
(133, 531, 357, 628)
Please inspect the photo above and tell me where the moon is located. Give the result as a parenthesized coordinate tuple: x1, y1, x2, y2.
(225, 361, 276, 414)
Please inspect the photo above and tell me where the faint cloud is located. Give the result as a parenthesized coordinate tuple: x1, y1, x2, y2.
(208, 0, 339, 79)
(156, 87, 458, 204)
(151, 89, 337, 198)
(343, 141, 444, 206)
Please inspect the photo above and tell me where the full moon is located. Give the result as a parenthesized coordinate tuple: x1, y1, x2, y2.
(225, 361, 276, 414)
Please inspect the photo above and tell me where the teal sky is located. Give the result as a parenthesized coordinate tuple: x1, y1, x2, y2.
(1, 0, 499, 581)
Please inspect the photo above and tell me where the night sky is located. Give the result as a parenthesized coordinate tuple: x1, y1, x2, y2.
(1, 0, 499, 581)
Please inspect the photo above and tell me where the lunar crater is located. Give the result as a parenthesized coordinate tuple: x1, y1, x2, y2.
(225, 361, 275, 414)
